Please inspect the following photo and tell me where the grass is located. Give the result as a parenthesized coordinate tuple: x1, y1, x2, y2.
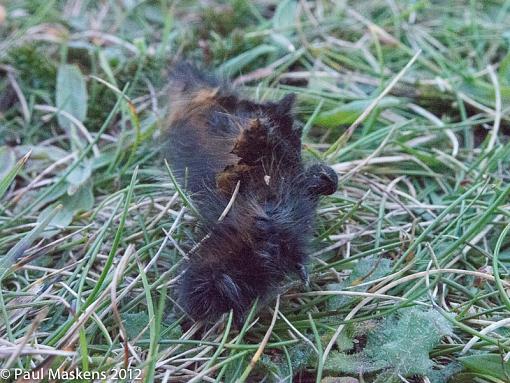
(1, 0, 510, 382)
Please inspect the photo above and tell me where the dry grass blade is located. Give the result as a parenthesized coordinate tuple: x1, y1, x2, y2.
(325, 49, 421, 159)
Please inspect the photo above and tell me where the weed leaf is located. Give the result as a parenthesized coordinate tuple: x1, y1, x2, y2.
(56, 64, 88, 131)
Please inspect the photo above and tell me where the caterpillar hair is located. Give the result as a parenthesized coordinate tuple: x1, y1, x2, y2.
(163, 62, 338, 325)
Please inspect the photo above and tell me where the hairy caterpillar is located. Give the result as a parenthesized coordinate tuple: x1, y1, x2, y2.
(163, 63, 337, 324)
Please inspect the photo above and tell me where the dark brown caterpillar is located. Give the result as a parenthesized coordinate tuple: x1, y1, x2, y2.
(163, 63, 337, 324)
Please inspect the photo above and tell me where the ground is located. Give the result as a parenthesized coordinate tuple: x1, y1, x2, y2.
(1, 1, 510, 382)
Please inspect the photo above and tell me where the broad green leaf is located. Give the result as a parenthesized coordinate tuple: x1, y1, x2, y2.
(426, 363, 463, 383)
(56, 64, 88, 131)
(321, 378, 359, 383)
(122, 312, 150, 339)
(272, 0, 298, 33)
(259, 341, 316, 381)
(271, 0, 298, 51)
(328, 256, 392, 310)
(448, 372, 496, 383)
(0, 146, 16, 180)
(38, 181, 94, 235)
(14, 145, 68, 163)
(324, 308, 453, 378)
(325, 353, 386, 375)
(499, 51, 510, 86)
(460, 78, 510, 107)
(270, 33, 295, 52)
(313, 97, 401, 129)
(458, 354, 510, 381)
(0, 205, 62, 280)
(67, 159, 92, 194)
(14, 179, 68, 215)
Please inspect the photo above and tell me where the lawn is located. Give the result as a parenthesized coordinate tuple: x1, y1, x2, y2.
(1, 1, 510, 382)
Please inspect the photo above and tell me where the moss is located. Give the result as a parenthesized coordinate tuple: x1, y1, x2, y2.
(7, 44, 57, 95)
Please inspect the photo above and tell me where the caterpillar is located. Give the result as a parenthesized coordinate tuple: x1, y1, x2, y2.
(163, 63, 337, 324)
